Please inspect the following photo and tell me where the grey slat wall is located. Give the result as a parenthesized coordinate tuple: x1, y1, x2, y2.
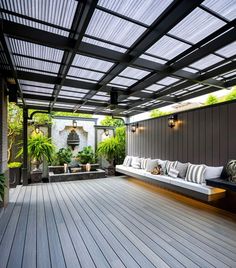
(127, 101, 236, 166)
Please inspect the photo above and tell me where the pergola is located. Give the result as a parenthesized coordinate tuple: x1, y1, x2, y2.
(0, 0, 235, 118)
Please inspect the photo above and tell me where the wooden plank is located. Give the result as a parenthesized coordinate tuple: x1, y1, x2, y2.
(0, 187, 26, 268)
(7, 186, 31, 268)
(42, 184, 66, 268)
(67, 182, 157, 268)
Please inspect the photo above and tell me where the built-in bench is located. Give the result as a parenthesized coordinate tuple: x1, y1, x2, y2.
(116, 165, 226, 202)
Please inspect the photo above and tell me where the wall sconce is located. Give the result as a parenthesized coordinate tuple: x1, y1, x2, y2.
(104, 129, 109, 136)
(168, 114, 178, 128)
(131, 123, 139, 133)
(72, 119, 77, 128)
(35, 125, 40, 134)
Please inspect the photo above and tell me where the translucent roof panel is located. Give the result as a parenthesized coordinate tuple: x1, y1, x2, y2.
(68, 67, 104, 81)
(9, 38, 63, 62)
(17, 67, 56, 76)
(169, 8, 226, 44)
(98, 0, 174, 25)
(82, 37, 127, 53)
(22, 86, 53, 94)
(140, 54, 167, 64)
(202, 0, 236, 21)
(189, 54, 224, 70)
(59, 91, 86, 99)
(91, 95, 110, 101)
(157, 77, 180, 86)
(14, 56, 60, 73)
(25, 99, 50, 106)
(86, 9, 146, 47)
(19, 80, 54, 88)
(72, 54, 114, 72)
(61, 86, 89, 94)
(216, 42, 236, 58)
(119, 67, 150, 80)
(0, 0, 78, 36)
(146, 84, 164, 92)
(109, 76, 137, 86)
(107, 83, 128, 89)
(181, 67, 199, 73)
(146, 35, 191, 60)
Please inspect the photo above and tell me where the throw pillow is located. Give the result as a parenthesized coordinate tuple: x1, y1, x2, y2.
(204, 165, 223, 182)
(131, 157, 141, 169)
(145, 159, 159, 172)
(140, 158, 148, 169)
(175, 161, 189, 179)
(185, 164, 206, 184)
(123, 156, 132, 167)
(165, 160, 178, 174)
(168, 167, 179, 178)
(123, 156, 129, 166)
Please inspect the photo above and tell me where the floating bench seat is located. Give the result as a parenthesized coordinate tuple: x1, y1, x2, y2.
(116, 165, 226, 202)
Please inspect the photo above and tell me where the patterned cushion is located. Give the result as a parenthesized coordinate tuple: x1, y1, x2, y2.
(168, 167, 179, 178)
(123, 156, 132, 167)
(140, 158, 148, 169)
(226, 160, 236, 182)
(175, 161, 189, 179)
(185, 164, 206, 184)
(131, 157, 141, 169)
(145, 159, 159, 172)
(165, 161, 178, 174)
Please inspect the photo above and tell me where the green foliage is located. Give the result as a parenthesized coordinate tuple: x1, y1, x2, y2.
(0, 174, 7, 202)
(150, 109, 169, 118)
(53, 111, 92, 118)
(77, 146, 95, 164)
(205, 94, 219, 105)
(114, 126, 126, 164)
(97, 137, 120, 164)
(29, 110, 52, 125)
(100, 116, 124, 127)
(56, 148, 73, 165)
(224, 87, 236, 101)
(8, 162, 22, 168)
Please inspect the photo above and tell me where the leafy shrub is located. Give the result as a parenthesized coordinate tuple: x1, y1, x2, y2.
(8, 162, 22, 168)
(57, 148, 73, 165)
(77, 146, 95, 164)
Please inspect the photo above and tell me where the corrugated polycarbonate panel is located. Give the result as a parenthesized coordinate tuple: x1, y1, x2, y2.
(202, 0, 236, 21)
(86, 9, 146, 47)
(169, 8, 226, 44)
(91, 95, 109, 101)
(110, 76, 137, 86)
(54, 103, 76, 108)
(182, 67, 199, 73)
(216, 42, 236, 58)
(82, 37, 127, 53)
(107, 83, 128, 89)
(17, 67, 56, 76)
(146, 35, 191, 60)
(157, 76, 180, 86)
(15, 56, 60, 73)
(19, 80, 54, 88)
(119, 67, 150, 79)
(59, 91, 85, 98)
(26, 99, 50, 106)
(72, 54, 114, 72)
(0, 0, 78, 36)
(68, 67, 104, 81)
(190, 54, 224, 70)
(22, 86, 53, 94)
(80, 106, 96, 110)
(98, 0, 174, 25)
(140, 54, 167, 64)
(61, 86, 89, 94)
(146, 84, 164, 92)
(9, 38, 63, 62)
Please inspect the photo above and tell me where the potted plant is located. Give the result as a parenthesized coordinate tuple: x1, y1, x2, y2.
(8, 162, 22, 187)
(97, 137, 120, 175)
(0, 173, 7, 207)
(18, 134, 54, 182)
(56, 148, 73, 165)
(77, 146, 97, 171)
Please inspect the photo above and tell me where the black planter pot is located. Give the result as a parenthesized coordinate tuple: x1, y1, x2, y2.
(9, 167, 21, 188)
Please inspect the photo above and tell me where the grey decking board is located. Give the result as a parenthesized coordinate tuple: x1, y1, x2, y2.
(81, 181, 195, 268)
(55, 183, 120, 268)
(36, 185, 51, 268)
(46, 183, 81, 268)
(85, 180, 215, 268)
(70, 182, 169, 268)
(42, 184, 66, 268)
(99, 179, 236, 266)
(0, 187, 26, 268)
(49, 183, 96, 268)
(7, 186, 31, 268)
(67, 182, 156, 268)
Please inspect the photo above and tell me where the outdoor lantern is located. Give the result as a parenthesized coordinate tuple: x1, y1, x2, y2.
(131, 123, 139, 133)
(168, 114, 178, 128)
(72, 119, 77, 128)
(35, 125, 40, 134)
(104, 129, 109, 136)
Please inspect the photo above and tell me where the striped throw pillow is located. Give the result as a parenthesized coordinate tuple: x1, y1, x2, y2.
(168, 167, 179, 178)
(123, 156, 132, 167)
(131, 157, 141, 169)
(165, 161, 178, 174)
(140, 158, 148, 169)
(185, 164, 206, 184)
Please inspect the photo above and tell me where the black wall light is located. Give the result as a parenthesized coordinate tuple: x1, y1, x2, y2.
(168, 114, 178, 128)
(104, 129, 109, 136)
(35, 125, 40, 134)
(72, 119, 77, 128)
(131, 123, 139, 133)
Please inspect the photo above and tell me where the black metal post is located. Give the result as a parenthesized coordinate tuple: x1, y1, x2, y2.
(22, 108, 28, 186)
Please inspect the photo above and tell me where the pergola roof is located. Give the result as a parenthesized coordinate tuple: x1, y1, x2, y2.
(0, 0, 235, 116)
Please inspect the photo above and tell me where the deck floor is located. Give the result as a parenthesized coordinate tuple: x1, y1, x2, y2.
(0, 176, 236, 268)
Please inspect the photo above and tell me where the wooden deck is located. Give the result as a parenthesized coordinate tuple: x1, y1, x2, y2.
(0, 176, 236, 268)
